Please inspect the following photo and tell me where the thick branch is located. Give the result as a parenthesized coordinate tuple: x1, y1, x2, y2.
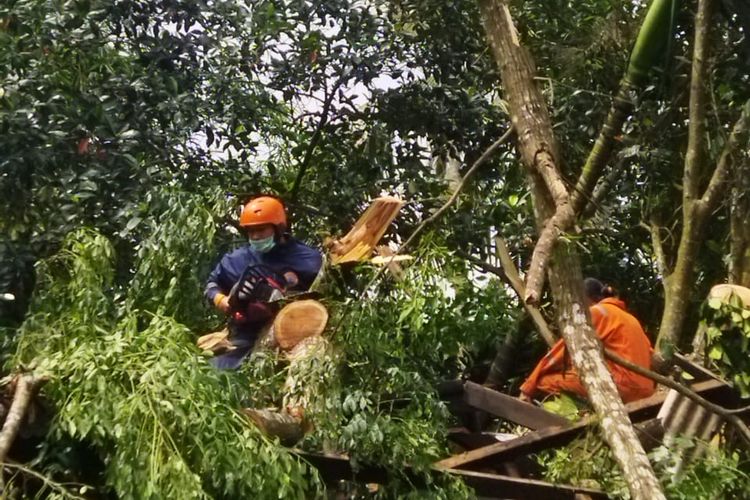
(683, 0, 712, 203)
(0, 374, 43, 463)
(571, 80, 638, 213)
(649, 221, 670, 277)
(698, 99, 750, 214)
(524, 204, 575, 304)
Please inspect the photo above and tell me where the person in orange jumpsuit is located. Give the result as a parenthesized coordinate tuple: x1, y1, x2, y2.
(519, 278, 655, 404)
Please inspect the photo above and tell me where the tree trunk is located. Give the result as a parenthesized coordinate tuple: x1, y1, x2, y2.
(244, 336, 332, 445)
(477, 2, 665, 498)
(729, 159, 750, 287)
(655, 0, 750, 353)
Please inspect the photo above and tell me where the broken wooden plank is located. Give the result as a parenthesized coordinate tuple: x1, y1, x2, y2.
(463, 381, 570, 430)
(294, 450, 607, 499)
(434, 422, 583, 470)
(441, 468, 608, 500)
(435, 418, 664, 471)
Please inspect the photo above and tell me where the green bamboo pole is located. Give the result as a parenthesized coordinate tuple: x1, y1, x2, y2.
(571, 0, 678, 212)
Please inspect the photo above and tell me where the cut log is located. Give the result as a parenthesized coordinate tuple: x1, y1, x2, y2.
(242, 408, 307, 446)
(196, 329, 234, 354)
(326, 196, 404, 264)
(244, 336, 332, 445)
(273, 299, 328, 350)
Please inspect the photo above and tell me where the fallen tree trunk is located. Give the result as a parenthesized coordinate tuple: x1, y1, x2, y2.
(477, 1, 665, 498)
(245, 336, 332, 445)
(243, 301, 332, 445)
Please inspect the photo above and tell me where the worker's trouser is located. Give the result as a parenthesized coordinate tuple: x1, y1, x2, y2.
(209, 318, 264, 370)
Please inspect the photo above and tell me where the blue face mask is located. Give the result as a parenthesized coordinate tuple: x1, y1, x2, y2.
(249, 235, 276, 253)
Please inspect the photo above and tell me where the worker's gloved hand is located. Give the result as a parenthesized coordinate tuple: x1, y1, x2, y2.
(237, 276, 279, 303)
(217, 295, 230, 314)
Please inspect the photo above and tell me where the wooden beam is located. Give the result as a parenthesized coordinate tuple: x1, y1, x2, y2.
(672, 353, 722, 383)
(436, 380, 730, 471)
(435, 417, 664, 471)
(294, 450, 390, 484)
(463, 381, 570, 430)
(294, 450, 607, 499)
(442, 468, 608, 499)
(434, 422, 585, 470)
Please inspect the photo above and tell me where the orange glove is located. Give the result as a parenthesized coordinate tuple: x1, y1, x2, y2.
(213, 293, 230, 314)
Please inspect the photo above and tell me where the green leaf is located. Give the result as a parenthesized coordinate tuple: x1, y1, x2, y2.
(708, 345, 723, 360)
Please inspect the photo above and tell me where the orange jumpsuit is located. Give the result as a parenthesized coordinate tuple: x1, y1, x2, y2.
(520, 297, 655, 403)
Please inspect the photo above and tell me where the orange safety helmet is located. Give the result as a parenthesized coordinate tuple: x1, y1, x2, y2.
(239, 196, 287, 230)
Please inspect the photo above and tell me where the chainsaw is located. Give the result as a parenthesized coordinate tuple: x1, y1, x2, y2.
(226, 264, 285, 324)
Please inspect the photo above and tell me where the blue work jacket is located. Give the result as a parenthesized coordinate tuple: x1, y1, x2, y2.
(204, 238, 323, 304)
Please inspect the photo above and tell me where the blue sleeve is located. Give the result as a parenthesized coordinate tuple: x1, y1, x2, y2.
(204, 258, 228, 303)
(294, 248, 323, 290)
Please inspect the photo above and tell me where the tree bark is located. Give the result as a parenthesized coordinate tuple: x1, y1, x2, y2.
(244, 336, 332, 445)
(477, 2, 665, 498)
(0, 374, 43, 466)
(729, 158, 750, 287)
(655, 0, 750, 353)
(657, 94, 750, 351)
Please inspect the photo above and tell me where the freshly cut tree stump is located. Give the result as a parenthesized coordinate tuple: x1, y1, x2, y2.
(273, 299, 328, 350)
(326, 196, 404, 264)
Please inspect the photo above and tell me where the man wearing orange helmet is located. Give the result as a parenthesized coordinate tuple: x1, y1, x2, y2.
(204, 195, 323, 369)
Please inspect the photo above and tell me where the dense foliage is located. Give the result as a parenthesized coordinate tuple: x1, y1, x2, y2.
(2, 0, 750, 497)
(701, 294, 750, 397)
(540, 430, 750, 499)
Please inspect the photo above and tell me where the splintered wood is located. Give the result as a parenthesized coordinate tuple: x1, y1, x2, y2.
(326, 196, 404, 264)
(196, 329, 233, 354)
(273, 299, 328, 350)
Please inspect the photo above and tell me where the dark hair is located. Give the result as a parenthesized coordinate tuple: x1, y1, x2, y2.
(584, 278, 616, 302)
